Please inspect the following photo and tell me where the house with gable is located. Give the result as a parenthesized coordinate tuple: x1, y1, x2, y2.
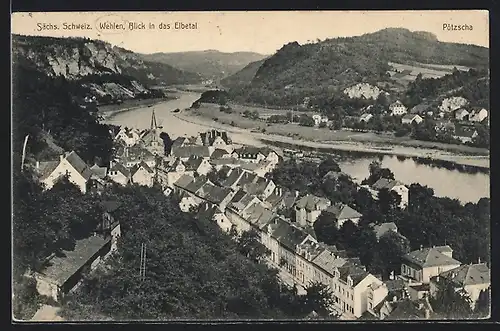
(242, 176, 276, 200)
(171, 145, 211, 161)
(89, 163, 108, 193)
(232, 147, 266, 164)
(359, 113, 373, 123)
(454, 108, 470, 121)
(263, 187, 299, 212)
(401, 114, 424, 125)
(107, 161, 130, 186)
(389, 101, 407, 116)
(294, 194, 332, 227)
(371, 178, 409, 209)
(429, 262, 490, 309)
(115, 144, 157, 169)
(323, 203, 363, 228)
(35, 151, 93, 193)
(221, 167, 247, 190)
(210, 148, 231, 160)
(225, 190, 264, 233)
(114, 127, 141, 147)
(400, 245, 462, 285)
(199, 129, 234, 152)
(131, 161, 155, 187)
(468, 107, 488, 122)
(195, 202, 233, 233)
(184, 155, 213, 176)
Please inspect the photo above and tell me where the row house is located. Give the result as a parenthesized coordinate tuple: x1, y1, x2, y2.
(34, 151, 93, 194)
(195, 202, 233, 233)
(184, 155, 213, 176)
(225, 190, 265, 233)
(242, 176, 276, 200)
(399, 245, 462, 285)
(171, 145, 212, 162)
(429, 262, 490, 310)
(263, 187, 299, 212)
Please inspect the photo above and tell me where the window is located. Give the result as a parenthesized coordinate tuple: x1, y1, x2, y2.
(369, 303, 373, 309)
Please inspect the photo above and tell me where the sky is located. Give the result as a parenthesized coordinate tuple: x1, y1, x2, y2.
(11, 11, 489, 55)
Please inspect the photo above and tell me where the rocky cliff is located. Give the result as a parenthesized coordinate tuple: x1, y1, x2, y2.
(343, 83, 388, 100)
(12, 34, 202, 103)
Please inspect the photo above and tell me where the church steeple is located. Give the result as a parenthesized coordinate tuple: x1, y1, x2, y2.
(150, 108, 158, 130)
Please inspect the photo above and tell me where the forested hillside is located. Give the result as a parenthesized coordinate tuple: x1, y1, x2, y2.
(224, 28, 489, 107)
(12, 34, 202, 104)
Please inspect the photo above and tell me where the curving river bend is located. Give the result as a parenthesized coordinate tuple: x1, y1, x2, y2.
(104, 90, 490, 203)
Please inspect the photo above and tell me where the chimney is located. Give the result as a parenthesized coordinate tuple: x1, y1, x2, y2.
(60, 154, 65, 162)
(392, 296, 397, 302)
(420, 245, 423, 251)
(35, 160, 40, 169)
(389, 271, 395, 280)
(109, 160, 115, 169)
(478, 257, 481, 264)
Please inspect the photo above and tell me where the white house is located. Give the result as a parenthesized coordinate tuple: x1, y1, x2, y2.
(35, 151, 92, 193)
(312, 114, 329, 126)
(401, 114, 424, 125)
(114, 127, 141, 147)
(359, 114, 373, 122)
(468, 108, 488, 123)
(107, 162, 130, 186)
(389, 101, 407, 116)
(131, 161, 155, 187)
(372, 178, 409, 209)
(400, 245, 462, 285)
(429, 263, 490, 309)
(454, 108, 470, 121)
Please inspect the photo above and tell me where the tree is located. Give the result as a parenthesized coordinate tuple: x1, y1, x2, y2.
(474, 287, 490, 318)
(378, 188, 402, 215)
(430, 278, 474, 319)
(318, 157, 341, 177)
(303, 281, 335, 316)
(237, 229, 270, 263)
(377, 231, 411, 278)
(313, 212, 339, 245)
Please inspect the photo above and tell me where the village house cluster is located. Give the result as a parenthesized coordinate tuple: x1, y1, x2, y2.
(28, 109, 490, 320)
(358, 98, 489, 144)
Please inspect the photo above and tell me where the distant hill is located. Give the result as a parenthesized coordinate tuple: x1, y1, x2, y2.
(220, 59, 267, 89)
(225, 28, 489, 107)
(12, 34, 202, 103)
(141, 50, 268, 81)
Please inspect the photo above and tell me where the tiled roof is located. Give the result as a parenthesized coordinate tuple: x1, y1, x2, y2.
(173, 174, 195, 190)
(403, 246, 461, 268)
(312, 250, 349, 276)
(436, 263, 490, 286)
(241, 202, 276, 229)
(109, 162, 130, 177)
(171, 137, 187, 149)
(65, 151, 93, 180)
(184, 155, 205, 171)
(131, 161, 154, 176)
(172, 145, 210, 159)
(210, 148, 229, 160)
(338, 261, 369, 287)
(185, 175, 210, 194)
(90, 164, 108, 179)
(244, 178, 273, 196)
(236, 171, 259, 187)
(402, 114, 421, 120)
(234, 147, 265, 158)
(222, 167, 246, 187)
(37, 160, 60, 180)
(269, 218, 310, 251)
(118, 145, 156, 163)
(231, 192, 259, 213)
(325, 203, 362, 220)
(455, 108, 470, 116)
(196, 183, 233, 205)
(38, 236, 110, 286)
(385, 298, 434, 320)
(372, 178, 405, 190)
(295, 194, 331, 212)
(371, 222, 398, 239)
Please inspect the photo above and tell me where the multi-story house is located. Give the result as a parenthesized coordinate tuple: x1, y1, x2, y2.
(130, 161, 155, 187)
(108, 161, 131, 186)
(184, 155, 213, 176)
(429, 262, 490, 309)
(400, 245, 462, 284)
(389, 101, 407, 116)
(35, 151, 93, 193)
(294, 194, 331, 227)
(324, 203, 363, 228)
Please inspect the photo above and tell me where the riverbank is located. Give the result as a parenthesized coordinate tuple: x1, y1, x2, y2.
(98, 96, 178, 120)
(192, 102, 489, 157)
(175, 110, 489, 170)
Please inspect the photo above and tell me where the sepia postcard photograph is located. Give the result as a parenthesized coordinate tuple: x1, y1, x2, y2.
(11, 10, 490, 322)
